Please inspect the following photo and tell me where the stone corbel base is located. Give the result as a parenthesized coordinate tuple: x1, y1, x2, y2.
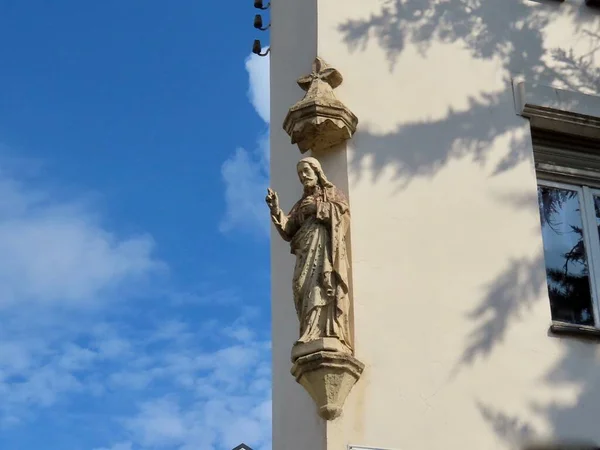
(291, 351, 365, 420)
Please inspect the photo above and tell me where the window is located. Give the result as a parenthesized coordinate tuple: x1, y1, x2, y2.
(534, 129, 600, 329)
(538, 181, 600, 326)
(523, 443, 600, 450)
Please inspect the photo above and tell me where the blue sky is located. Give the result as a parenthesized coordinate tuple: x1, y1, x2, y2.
(0, 2, 271, 449)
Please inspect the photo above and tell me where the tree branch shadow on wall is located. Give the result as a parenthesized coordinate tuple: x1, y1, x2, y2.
(352, 92, 527, 191)
(337, 0, 600, 446)
(339, 0, 600, 188)
(459, 253, 546, 366)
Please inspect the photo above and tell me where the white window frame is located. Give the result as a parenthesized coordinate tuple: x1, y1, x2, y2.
(513, 78, 600, 332)
(537, 177, 600, 327)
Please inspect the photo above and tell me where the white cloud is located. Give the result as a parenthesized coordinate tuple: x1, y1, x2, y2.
(0, 156, 273, 450)
(0, 52, 274, 446)
(0, 285, 272, 449)
(93, 442, 133, 450)
(220, 52, 271, 236)
(0, 218, 159, 308)
(0, 168, 163, 309)
(96, 313, 272, 450)
(0, 157, 164, 425)
(245, 51, 270, 124)
(0, 54, 273, 448)
(123, 394, 271, 450)
(220, 143, 269, 235)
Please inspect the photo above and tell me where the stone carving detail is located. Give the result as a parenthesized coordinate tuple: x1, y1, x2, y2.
(266, 157, 364, 420)
(283, 57, 358, 153)
(292, 351, 364, 420)
(266, 157, 352, 353)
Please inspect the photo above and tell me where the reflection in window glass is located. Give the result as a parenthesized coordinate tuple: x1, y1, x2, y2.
(538, 186, 594, 325)
(594, 195, 600, 241)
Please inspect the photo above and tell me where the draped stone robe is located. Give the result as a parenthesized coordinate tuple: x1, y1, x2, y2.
(271, 185, 352, 351)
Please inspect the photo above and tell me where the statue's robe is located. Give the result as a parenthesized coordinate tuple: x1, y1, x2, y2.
(271, 185, 352, 350)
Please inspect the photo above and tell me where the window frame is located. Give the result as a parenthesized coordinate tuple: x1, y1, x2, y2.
(514, 80, 600, 333)
(537, 178, 600, 327)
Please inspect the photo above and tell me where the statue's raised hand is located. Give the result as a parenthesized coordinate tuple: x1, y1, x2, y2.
(266, 188, 280, 214)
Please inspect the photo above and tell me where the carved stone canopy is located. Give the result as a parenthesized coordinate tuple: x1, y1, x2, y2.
(283, 57, 359, 153)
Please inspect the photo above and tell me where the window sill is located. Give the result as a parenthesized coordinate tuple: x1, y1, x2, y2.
(549, 322, 600, 340)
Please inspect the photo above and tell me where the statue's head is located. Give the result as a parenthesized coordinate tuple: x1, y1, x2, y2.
(296, 157, 333, 190)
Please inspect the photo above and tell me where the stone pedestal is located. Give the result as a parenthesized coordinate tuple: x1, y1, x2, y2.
(291, 351, 365, 421)
(291, 337, 349, 361)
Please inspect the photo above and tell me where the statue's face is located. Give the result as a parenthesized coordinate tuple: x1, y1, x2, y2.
(297, 162, 318, 188)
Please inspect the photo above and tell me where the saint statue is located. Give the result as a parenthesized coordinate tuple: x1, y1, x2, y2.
(266, 157, 352, 354)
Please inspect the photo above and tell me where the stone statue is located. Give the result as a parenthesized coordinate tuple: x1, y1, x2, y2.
(266, 157, 352, 357)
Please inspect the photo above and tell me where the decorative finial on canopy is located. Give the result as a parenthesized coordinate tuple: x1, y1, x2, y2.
(283, 57, 358, 153)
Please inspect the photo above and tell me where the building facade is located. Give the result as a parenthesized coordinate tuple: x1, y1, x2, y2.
(269, 1, 600, 449)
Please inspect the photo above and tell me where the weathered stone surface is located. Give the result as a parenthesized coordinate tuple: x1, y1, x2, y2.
(291, 337, 347, 362)
(283, 57, 358, 153)
(291, 351, 365, 420)
(266, 157, 353, 355)
(267, 157, 364, 421)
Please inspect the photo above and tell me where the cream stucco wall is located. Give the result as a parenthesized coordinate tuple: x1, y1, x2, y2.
(271, 1, 600, 449)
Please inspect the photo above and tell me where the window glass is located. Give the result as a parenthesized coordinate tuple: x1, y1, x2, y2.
(538, 185, 595, 325)
(593, 194, 600, 244)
